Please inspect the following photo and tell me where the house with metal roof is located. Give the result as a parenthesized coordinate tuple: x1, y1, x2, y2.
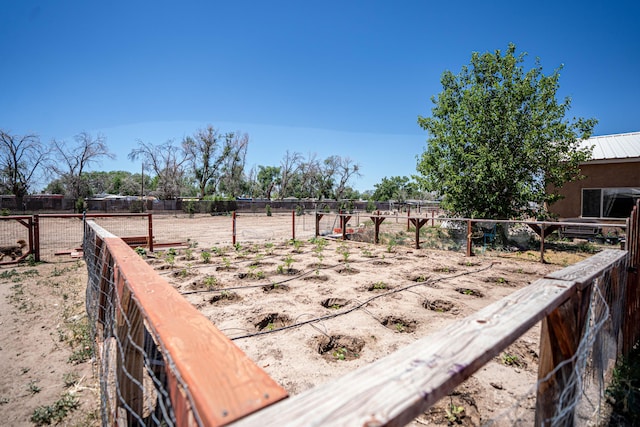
(550, 131, 640, 220)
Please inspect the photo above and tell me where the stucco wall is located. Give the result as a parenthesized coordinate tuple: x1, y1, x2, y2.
(550, 160, 640, 218)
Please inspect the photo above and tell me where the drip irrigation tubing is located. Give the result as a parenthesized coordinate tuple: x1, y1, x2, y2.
(228, 262, 498, 341)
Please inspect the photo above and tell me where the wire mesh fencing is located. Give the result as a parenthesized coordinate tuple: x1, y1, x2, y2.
(0, 215, 33, 264)
(83, 219, 286, 426)
(84, 221, 175, 426)
(36, 213, 151, 261)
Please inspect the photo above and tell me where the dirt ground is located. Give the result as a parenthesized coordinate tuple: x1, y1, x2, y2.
(0, 259, 99, 426)
(0, 213, 602, 426)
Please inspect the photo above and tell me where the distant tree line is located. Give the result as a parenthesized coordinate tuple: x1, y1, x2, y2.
(2, 125, 415, 207)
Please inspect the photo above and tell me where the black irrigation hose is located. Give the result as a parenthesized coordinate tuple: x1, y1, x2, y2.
(229, 262, 498, 341)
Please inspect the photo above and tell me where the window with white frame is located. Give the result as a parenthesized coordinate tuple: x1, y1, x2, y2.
(581, 187, 640, 218)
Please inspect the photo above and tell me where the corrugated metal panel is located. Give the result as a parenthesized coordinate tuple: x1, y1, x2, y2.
(580, 131, 640, 161)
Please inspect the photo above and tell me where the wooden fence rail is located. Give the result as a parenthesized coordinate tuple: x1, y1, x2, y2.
(84, 220, 287, 425)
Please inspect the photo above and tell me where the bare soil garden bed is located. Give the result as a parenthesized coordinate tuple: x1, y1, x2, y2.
(144, 220, 584, 425)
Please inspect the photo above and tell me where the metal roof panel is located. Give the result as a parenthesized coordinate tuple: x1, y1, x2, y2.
(580, 131, 640, 161)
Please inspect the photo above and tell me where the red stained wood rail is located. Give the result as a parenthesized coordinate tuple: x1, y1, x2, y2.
(87, 221, 287, 426)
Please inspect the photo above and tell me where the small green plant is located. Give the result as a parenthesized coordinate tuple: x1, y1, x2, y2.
(222, 256, 231, 268)
(28, 380, 42, 394)
(463, 289, 474, 295)
(445, 400, 465, 423)
(25, 253, 37, 266)
(165, 251, 176, 269)
(501, 353, 521, 366)
(386, 239, 396, 253)
(290, 239, 303, 253)
(606, 342, 640, 425)
(184, 248, 194, 260)
(67, 317, 93, 364)
(184, 200, 197, 217)
(333, 347, 348, 360)
(31, 393, 80, 426)
(264, 242, 274, 255)
(283, 254, 294, 270)
(51, 266, 69, 277)
(395, 322, 405, 332)
(233, 242, 242, 252)
(372, 281, 387, 290)
(576, 241, 599, 254)
(361, 248, 373, 258)
(201, 251, 211, 264)
(496, 277, 506, 284)
(62, 372, 80, 388)
(135, 246, 147, 258)
(211, 246, 224, 256)
(265, 204, 272, 216)
(276, 264, 284, 274)
(248, 264, 265, 279)
(203, 275, 218, 289)
(0, 269, 20, 280)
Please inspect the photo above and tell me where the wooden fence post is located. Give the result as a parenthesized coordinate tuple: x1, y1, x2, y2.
(315, 213, 324, 237)
(32, 214, 41, 262)
(623, 201, 640, 354)
(370, 211, 385, 245)
(292, 210, 295, 241)
(232, 211, 237, 245)
(535, 285, 592, 426)
(540, 224, 546, 264)
(466, 220, 473, 257)
(147, 213, 154, 253)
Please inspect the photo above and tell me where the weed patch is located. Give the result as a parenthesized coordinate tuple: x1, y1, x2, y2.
(31, 393, 80, 426)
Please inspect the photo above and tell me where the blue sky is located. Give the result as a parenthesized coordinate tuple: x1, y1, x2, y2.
(2, 1, 639, 192)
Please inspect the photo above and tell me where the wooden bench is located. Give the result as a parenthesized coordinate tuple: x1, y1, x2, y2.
(559, 219, 601, 240)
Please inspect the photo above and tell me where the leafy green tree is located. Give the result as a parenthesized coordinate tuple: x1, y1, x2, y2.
(416, 44, 596, 219)
(372, 176, 418, 202)
(257, 165, 281, 199)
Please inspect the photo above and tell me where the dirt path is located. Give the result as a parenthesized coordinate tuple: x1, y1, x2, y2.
(0, 261, 99, 426)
